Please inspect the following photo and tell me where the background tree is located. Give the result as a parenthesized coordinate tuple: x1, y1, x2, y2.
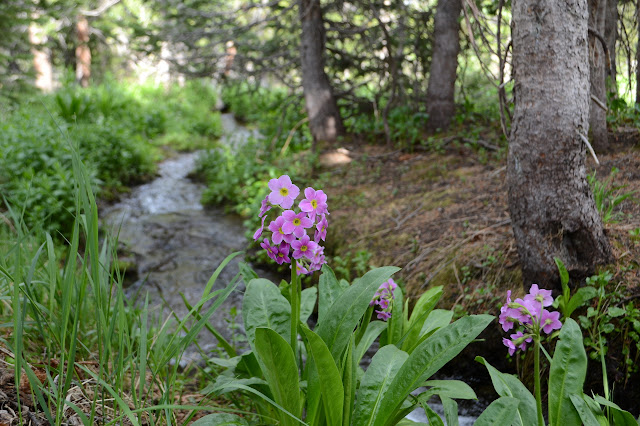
(299, 0, 344, 148)
(508, 0, 613, 288)
(589, 0, 609, 151)
(425, 0, 462, 132)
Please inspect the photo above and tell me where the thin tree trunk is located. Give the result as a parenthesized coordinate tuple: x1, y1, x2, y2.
(425, 0, 462, 132)
(589, 0, 609, 151)
(299, 0, 344, 150)
(28, 20, 53, 92)
(76, 16, 91, 87)
(605, 0, 618, 95)
(508, 0, 613, 289)
(636, 0, 640, 105)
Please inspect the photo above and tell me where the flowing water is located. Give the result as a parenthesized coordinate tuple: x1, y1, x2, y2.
(101, 113, 481, 422)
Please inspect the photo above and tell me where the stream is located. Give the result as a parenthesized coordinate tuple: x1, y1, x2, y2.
(101, 113, 480, 424)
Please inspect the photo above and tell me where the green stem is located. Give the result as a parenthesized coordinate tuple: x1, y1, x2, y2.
(534, 338, 544, 426)
(290, 267, 300, 357)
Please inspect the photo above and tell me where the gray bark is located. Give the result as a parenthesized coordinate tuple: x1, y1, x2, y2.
(589, 0, 608, 151)
(637, 1, 640, 105)
(508, 0, 613, 289)
(299, 0, 344, 149)
(604, 0, 618, 94)
(426, 0, 462, 132)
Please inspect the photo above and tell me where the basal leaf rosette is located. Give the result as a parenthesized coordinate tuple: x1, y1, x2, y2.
(253, 175, 328, 275)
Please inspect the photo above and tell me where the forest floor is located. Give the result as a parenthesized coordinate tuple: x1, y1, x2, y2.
(319, 127, 640, 412)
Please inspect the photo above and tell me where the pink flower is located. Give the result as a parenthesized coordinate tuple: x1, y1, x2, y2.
(299, 187, 328, 220)
(268, 175, 300, 209)
(260, 238, 277, 261)
(294, 261, 309, 276)
(259, 196, 272, 218)
(269, 216, 295, 245)
(275, 243, 291, 265)
(510, 331, 532, 352)
(524, 284, 554, 307)
(291, 235, 318, 260)
(370, 279, 396, 321)
(282, 210, 313, 238)
(540, 310, 562, 334)
(503, 337, 517, 356)
(377, 311, 392, 321)
(253, 215, 268, 241)
(314, 215, 328, 242)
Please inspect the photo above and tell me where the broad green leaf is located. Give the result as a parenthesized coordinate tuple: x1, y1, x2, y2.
(548, 318, 587, 426)
(301, 287, 318, 324)
(191, 413, 249, 425)
(316, 266, 399, 362)
(301, 326, 344, 426)
(421, 403, 445, 426)
(592, 395, 638, 426)
(342, 336, 356, 426)
(475, 356, 536, 426)
(419, 309, 454, 337)
(570, 394, 602, 426)
(374, 315, 493, 426)
(387, 286, 404, 346)
(475, 397, 519, 426)
(581, 394, 608, 426)
(355, 321, 387, 364)
(255, 327, 301, 426)
(421, 380, 477, 400)
(440, 396, 458, 426)
(243, 278, 291, 350)
(400, 286, 443, 352)
(565, 287, 598, 318)
(318, 265, 348, 323)
(352, 344, 408, 426)
(396, 420, 428, 426)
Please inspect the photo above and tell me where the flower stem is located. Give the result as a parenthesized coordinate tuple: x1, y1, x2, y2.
(534, 338, 544, 426)
(290, 267, 300, 358)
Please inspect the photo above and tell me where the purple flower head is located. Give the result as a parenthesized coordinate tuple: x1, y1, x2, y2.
(299, 187, 328, 221)
(253, 215, 268, 242)
(540, 309, 562, 334)
(315, 215, 329, 242)
(510, 331, 533, 352)
(524, 284, 554, 308)
(260, 238, 277, 261)
(370, 279, 396, 321)
(275, 243, 291, 265)
(514, 297, 540, 322)
(294, 261, 309, 276)
(259, 196, 272, 218)
(377, 310, 392, 321)
(269, 216, 296, 245)
(282, 210, 313, 238)
(291, 234, 318, 260)
(268, 175, 300, 209)
(503, 337, 517, 356)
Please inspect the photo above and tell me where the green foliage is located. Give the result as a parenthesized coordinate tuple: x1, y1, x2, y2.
(588, 167, 636, 224)
(210, 264, 493, 425)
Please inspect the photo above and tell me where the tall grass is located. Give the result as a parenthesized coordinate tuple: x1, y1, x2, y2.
(0, 123, 239, 424)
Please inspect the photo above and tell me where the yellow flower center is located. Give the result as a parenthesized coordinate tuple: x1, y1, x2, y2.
(279, 187, 289, 196)
(293, 218, 301, 226)
(279, 227, 285, 235)
(301, 245, 308, 252)
(311, 200, 318, 209)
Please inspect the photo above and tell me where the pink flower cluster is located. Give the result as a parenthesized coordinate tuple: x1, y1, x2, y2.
(253, 175, 328, 275)
(498, 284, 563, 355)
(370, 279, 397, 321)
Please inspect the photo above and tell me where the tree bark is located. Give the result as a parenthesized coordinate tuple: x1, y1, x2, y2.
(299, 0, 344, 150)
(75, 16, 91, 87)
(636, 0, 640, 105)
(508, 0, 613, 289)
(604, 0, 618, 94)
(425, 0, 462, 132)
(589, 0, 609, 151)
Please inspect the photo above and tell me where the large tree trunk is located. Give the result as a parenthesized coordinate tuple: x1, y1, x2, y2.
(75, 16, 91, 87)
(605, 0, 618, 94)
(508, 0, 613, 289)
(28, 20, 53, 92)
(589, 0, 609, 151)
(299, 0, 344, 149)
(425, 0, 462, 132)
